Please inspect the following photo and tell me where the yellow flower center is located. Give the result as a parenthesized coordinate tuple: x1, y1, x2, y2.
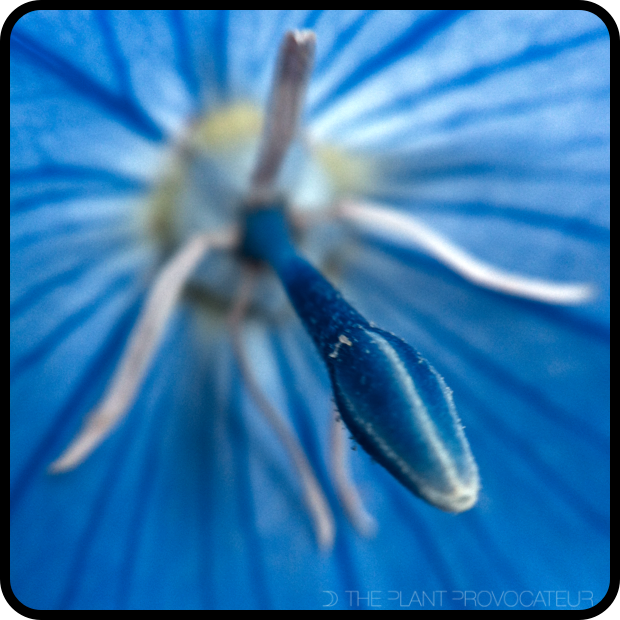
(144, 101, 375, 319)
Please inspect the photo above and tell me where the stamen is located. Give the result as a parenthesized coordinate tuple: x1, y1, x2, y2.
(240, 29, 478, 514)
(339, 200, 594, 305)
(49, 229, 238, 473)
(330, 414, 377, 537)
(241, 205, 479, 513)
(249, 30, 316, 204)
(229, 267, 336, 550)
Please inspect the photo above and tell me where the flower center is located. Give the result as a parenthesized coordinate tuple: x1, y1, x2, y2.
(145, 101, 369, 319)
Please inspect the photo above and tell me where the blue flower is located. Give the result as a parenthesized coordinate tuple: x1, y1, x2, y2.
(10, 10, 609, 610)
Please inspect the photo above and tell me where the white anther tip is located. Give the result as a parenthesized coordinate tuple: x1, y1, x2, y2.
(279, 30, 316, 82)
(549, 283, 596, 305)
(316, 513, 336, 552)
(287, 29, 316, 47)
(426, 476, 480, 514)
(448, 486, 479, 513)
(48, 436, 95, 473)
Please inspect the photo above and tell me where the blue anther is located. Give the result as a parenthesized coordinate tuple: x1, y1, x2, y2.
(241, 205, 479, 512)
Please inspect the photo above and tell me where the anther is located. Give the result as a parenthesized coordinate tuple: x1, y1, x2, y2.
(242, 206, 480, 512)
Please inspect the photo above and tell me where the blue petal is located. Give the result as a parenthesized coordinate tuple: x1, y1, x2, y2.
(10, 9, 609, 611)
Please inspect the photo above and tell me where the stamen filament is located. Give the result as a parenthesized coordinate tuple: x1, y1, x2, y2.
(331, 415, 377, 537)
(49, 229, 237, 473)
(249, 30, 316, 204)
(229, 267, 336, 550)
(339, 200, 594, 305)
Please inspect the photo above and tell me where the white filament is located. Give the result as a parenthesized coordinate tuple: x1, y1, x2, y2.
(49, 229, 237, 473)
(250, 30, 316, 203)
(330, 415, 377, 536)
(229, 268, 336, 551)
(340, 200, 594, 305)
